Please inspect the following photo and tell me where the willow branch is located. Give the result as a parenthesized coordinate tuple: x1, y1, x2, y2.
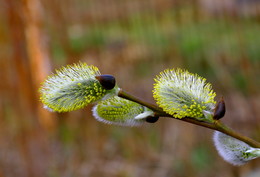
(118, 89, 260, 148)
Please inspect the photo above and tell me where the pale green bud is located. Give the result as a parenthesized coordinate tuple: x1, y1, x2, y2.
(92, 96, 154, 126)
(153, 68, 216, 120)
(213, 131, 260, 166)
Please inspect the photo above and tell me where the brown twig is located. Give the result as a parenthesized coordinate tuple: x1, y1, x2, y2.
(118, 89, 260, 148)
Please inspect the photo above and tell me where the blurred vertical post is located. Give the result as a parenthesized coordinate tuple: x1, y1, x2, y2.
(22, 0, 56, 130)
(6, 0, 55, 176)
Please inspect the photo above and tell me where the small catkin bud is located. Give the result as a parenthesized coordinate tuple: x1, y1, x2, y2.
(92, 96, 154, 126)
(213, 131, 260, 166)
(145, 116, 159, 123)
(95, 75, 116, 90)
(213, 97, 226, 120)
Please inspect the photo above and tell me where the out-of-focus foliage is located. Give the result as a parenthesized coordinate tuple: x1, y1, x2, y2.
(0, 0, 260, 176)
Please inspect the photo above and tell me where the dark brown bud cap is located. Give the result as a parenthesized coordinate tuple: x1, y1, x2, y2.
(213, 97, 226, 120)
(145, 116, 159, 123)
(95, 74, 116, 90)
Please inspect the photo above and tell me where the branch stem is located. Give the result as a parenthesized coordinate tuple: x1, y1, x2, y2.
(118, 89, 260, 148)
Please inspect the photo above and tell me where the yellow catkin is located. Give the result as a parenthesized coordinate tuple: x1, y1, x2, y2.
(153, 68, 216, 120)
(39, 62, 114, 112)
(93, 96, 151, 126)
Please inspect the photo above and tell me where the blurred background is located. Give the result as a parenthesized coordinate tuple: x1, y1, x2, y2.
(1, 0, 260, 176)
